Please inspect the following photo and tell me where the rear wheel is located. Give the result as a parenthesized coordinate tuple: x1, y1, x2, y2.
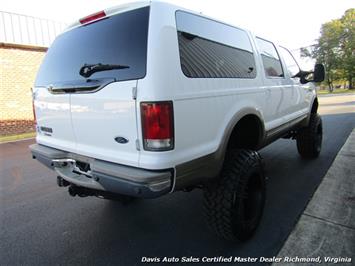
(296, 113, 323, 159)
(204, 149, 266, 241)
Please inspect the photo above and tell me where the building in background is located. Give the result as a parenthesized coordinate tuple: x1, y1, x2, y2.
(0, 11, 66, 136)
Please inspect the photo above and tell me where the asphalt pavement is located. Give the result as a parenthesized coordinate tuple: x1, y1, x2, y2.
(1, 94, 354, 265)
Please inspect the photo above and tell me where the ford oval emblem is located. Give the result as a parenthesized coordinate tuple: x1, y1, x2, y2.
(115, 136, 129, 144)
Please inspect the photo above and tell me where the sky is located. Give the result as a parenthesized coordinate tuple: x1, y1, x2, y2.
(1, 0, 353, 68)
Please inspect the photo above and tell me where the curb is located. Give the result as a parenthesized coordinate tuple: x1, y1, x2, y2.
(273, 129, 355, 265)
(0, 137, 35, 145)
(318, 92, 355, 97)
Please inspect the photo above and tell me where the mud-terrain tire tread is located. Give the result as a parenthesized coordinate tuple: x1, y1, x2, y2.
(296, 113, 323, 158)
(204, 149, 265, 241)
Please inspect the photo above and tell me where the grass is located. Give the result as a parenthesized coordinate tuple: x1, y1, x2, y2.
(0, 132, 36, 143)
(317, 88, 353, 95)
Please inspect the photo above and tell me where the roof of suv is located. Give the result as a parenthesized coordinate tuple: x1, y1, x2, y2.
(63, 1, 263, 44)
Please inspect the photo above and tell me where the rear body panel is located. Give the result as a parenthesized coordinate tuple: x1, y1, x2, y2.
(33, 5, 150, 168)
(35, 89, 76, 153)
(70, 81, 139, 167)
(34, 81, 139, 167)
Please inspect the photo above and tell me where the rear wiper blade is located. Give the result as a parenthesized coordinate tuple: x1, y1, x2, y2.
(79, 63, 129, 78)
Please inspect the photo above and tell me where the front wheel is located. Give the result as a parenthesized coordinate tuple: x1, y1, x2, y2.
(296, 113, 323, 159)
(203, 149, 266, 241)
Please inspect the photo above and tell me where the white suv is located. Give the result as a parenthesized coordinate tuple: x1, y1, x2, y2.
(30, 1, 325, 241)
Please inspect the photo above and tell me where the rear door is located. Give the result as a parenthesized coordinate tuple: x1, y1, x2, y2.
(34, 6, 150, 166)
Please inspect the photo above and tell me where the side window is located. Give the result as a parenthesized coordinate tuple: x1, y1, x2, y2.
(256, 38, 284, 78)
(175, 11, 256, 79)
(279, 47, 300, 77)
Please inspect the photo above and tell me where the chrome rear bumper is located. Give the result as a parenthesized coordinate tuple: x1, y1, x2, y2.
(29, 144, 172, 198)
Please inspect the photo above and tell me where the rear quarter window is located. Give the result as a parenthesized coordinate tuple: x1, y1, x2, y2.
(175, 11, 256, 79)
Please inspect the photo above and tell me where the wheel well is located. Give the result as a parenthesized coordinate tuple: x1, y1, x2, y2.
(227, 115, 263, 150)
(311, 98, 318, 113)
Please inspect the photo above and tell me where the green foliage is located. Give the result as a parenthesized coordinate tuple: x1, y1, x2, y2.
(340, 9, 355, 89)
(300, 47, 312, 58)
(302, 9, 354, 90)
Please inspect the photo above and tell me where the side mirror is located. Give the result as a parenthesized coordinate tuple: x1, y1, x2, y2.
(298, 63, 325, 84)
(313, 63, 325, 83)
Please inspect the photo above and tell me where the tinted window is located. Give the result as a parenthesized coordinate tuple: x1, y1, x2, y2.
(176, 11, 256, 79)
(256, 38, 284, 78)
(279, 47, 300, 77)
(35, 7, 150, 86)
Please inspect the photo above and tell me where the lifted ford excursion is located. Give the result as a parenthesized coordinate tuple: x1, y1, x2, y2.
(30, 1, 325, 241)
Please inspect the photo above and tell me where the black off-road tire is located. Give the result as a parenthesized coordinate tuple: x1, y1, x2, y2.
(203, 149, 266, 241)
(296, 113, 323, 159)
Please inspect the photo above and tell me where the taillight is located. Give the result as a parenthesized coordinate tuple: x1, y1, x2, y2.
(141, 101, 174, 151)
(79, 11, 106, 25)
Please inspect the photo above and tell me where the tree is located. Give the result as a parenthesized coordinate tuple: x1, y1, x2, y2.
(313, 19, 343, 91)
(301, 9, 354, 91)
(339, 9, 355, 89)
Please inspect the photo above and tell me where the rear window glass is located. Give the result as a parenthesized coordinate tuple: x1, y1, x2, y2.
(35, 7, 150, 86)
(176, 11, 256, 79)
(256, 37, 284, 78)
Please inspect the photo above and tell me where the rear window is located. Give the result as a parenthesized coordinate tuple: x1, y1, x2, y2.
(256, 37, 284, 78)
(35, 7, 150, 87)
